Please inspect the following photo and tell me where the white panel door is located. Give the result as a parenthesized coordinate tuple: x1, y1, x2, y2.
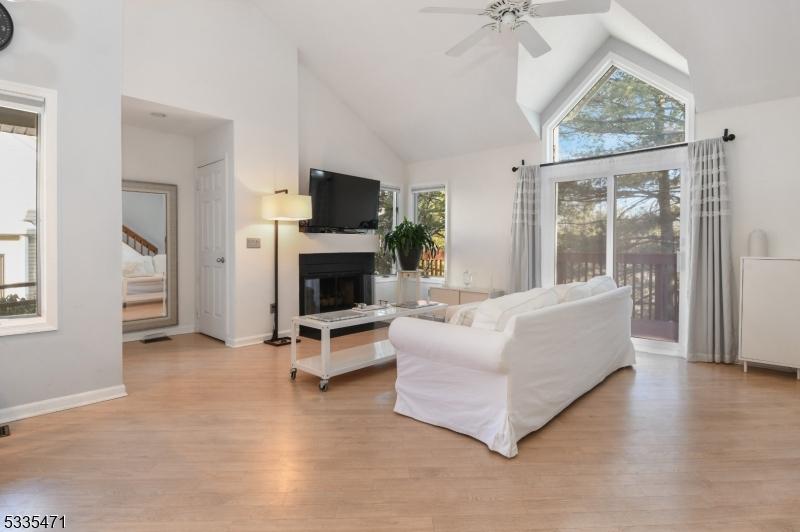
(196, 160, 227, 341)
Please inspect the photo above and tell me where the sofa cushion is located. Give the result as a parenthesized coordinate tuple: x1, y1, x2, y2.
(471, 288, 558, 332)
(123, 256, 155, 278)
(553, 282, 591, 303)
(587, 275, 617, 296)
(448, 302, 480, 327)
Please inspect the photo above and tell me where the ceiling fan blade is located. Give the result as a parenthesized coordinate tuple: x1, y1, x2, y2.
(530, 0, 611, 18)
(515, 21, 551, 58)
(421, 7, 487, 15)
(445, 25, 494, 57)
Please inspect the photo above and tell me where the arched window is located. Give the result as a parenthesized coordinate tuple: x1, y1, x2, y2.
(553, 66, 686, 162)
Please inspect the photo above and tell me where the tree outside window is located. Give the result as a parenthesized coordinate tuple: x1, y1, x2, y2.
(375, 187, 398, 276)
(413, 188, 446, 277)
(555, 66, 686, 162)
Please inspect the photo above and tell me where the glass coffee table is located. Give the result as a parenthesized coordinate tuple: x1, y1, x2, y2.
(290, 302, 448, 391)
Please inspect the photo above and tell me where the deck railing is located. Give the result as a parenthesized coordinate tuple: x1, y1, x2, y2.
(419, 256, 445, 278)
(557, 251, 679, 341)
(0, 281, 37, 316)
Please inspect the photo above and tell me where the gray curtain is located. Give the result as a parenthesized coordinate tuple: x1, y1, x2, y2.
(510, 165, 541, 292)
(686, 138, 736, 363)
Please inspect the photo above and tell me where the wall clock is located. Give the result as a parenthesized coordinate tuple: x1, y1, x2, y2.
(0, 2, 14, 52)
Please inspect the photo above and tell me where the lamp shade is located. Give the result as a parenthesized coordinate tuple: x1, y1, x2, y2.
(262, 193, 312, 221)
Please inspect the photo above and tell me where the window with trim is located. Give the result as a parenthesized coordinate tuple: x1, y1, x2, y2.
(375, 186, 399, 276)
(544, 62, 690, 347)
(412, 186, 446, 278)
(0, 83, 57, 336)
(553, 66, 686, 162)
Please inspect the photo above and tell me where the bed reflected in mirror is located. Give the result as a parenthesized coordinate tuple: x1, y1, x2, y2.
(122, 181, 178, 333)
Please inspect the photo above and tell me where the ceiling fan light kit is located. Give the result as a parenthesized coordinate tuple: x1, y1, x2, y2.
(422, 0, 611, 58)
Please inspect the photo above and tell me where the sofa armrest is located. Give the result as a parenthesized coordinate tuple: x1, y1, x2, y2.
(389, 317, 508, 373)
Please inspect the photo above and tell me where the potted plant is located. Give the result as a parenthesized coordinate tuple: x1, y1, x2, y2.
(382, 219, 438, 272)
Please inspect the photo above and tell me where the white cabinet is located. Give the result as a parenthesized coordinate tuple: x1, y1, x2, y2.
(429, 286, 504, 306)
(739, 257, 800, 378)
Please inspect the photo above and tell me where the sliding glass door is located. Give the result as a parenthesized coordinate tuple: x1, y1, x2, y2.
(556, 178, 607, 284)
(614, 170, 681, 342)
(548, 149, 686, 346)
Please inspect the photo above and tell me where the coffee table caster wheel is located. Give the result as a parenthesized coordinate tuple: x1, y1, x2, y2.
(290, 368, 297, 381)
(319, 380, 329, 392)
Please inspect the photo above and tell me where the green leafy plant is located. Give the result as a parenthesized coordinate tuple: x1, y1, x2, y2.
(382, 219, 438, 272)
(0, 294, 37, 317)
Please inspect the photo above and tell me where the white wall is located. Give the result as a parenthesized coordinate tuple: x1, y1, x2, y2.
(0, 0, 125, 420)
(123, 2, 408, 345)
(299, 64, 406, 192)
(697, 95, 800, 280)
(407, 142, 540, 292)
(122, 124, 197, 338)
(292, 64, 408, 323)
(124, 0, 299, 345)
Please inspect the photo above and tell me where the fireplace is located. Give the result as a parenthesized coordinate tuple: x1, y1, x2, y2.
(299, 253, 375, 339)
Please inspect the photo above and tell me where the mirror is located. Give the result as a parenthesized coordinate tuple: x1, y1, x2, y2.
(122, 180, 178, 333)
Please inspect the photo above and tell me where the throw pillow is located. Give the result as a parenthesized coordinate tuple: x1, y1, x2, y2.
(472, 288, 558, 332)
(553, 282, 587, 303)
(562, 284, 592, 303)
(494, 288, 558, 331)
(587, 275, 617, 295)
(448, 303, 480, 327)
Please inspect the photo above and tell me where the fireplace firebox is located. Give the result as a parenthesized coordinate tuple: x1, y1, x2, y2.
(299, 253, 375, 339)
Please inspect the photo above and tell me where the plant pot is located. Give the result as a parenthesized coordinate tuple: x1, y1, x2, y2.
(396, 247, 422, 272)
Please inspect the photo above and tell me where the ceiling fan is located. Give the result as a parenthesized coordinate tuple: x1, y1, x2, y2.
(421, 0, 611, 58)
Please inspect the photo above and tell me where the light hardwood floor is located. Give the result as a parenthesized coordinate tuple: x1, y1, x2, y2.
(2, 332, 800, 532)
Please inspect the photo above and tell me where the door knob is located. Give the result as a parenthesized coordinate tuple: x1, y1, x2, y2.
(216, 257, 225, 264)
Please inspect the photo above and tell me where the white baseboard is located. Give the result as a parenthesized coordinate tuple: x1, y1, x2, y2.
(227, 329, 292, 348)
(123, 324, 197, 343)
(227, 334, 266, 348)
(0, 384, 128, 424)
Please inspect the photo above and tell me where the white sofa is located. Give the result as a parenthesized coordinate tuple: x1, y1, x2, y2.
(122, 243, 167, 307)
(389, 283, 635, 458)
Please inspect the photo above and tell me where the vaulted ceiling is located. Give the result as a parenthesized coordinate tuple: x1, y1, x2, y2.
(618, 0, 800, 112)
(260, 0, 800, 162)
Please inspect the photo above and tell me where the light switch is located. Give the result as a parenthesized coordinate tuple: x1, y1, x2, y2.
(247, 238, 261, 249)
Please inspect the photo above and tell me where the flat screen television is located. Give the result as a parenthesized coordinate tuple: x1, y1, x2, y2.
(302, 169, 380, 233)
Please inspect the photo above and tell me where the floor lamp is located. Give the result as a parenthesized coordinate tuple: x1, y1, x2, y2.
(262, 189, 312, 347)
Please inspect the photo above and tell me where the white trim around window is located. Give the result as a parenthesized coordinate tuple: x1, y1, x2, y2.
(0, 80, 58, 337)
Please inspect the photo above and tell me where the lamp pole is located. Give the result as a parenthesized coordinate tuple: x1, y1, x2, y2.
(262, 189, 311, 346)
(265, 189, 293, 347)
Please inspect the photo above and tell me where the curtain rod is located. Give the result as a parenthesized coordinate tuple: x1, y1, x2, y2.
(512, 129, 736, 172)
